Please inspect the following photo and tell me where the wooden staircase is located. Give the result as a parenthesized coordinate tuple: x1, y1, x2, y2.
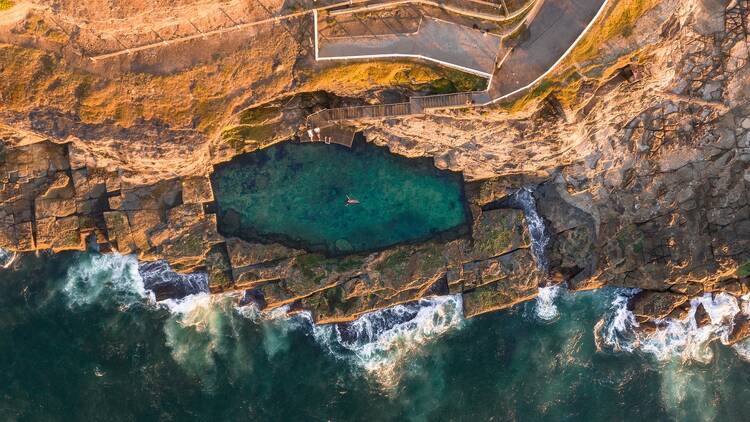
(307, 91, 483, 127)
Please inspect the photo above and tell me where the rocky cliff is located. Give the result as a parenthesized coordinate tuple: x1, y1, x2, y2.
(1, 0, 749, 341)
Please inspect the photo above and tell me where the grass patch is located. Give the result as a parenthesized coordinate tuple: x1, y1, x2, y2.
(375, 248, 411, 277)
(738, 261, 750, 278)
(173, 234, 203, 256)
(295, 254, 327, 284)
(568, 0, 659, 64)
(304, 61, 487, 95)
(0, 0, 14, 11)
(221, 123, 280, 152)
(238, 105, 280, 126)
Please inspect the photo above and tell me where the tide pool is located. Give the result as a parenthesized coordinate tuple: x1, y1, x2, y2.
(210, 138, 469, 255)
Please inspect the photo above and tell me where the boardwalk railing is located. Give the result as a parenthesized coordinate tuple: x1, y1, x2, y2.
(412, 92, 475, 109)
(307, 91, 484, 126)
(308, 102, 412, 126)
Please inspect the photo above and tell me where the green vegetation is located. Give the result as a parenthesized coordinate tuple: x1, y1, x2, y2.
(172, 234, 203, 256)
(498, 67, 582, 113)
(479, 227, 512, 255)
(613, 225, 645, 255)
(221, 123, 281, 152)
(633, 238, 644, 254)
(738, 261, 750, 278)
(73, 80, 91, 99)
(220, 104, 288, 152)
(570, 0, 659, 64)
(209, 270, 231, 289)
(335, 256, 365, 272)
(62, 231, 81, 245)
(195, 97, 228, 132)
(0, 0, 14, 11)
(375, 249, 411, 277)
(295, 254, 327, 284)
(239, 105, 280, 126)
(304, 60, 487, 94)
(24, 14, 68, 43)
(424, 68, 488, 94)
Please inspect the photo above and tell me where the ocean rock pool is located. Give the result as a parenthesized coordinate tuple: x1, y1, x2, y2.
(210, 137, 469, 255)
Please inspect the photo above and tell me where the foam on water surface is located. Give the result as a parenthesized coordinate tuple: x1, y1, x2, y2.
(599, 290, 744, 363)
(535, 285, 562, 322)
(0, 248, 17, 269)
(305, 295, 464, 387)
(61, 253, 151, 308)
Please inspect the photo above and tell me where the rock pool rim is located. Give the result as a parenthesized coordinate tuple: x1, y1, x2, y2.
(209, 134, 474, 258)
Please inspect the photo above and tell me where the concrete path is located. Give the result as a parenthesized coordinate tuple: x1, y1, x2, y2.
(307, 0, 612, 125)
(317, 16, 503, 77)
(489, 0, 607, 99)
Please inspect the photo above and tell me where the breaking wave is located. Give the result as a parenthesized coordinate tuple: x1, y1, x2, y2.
(61, 253, 151, 308)
(57, 253, 465, 388)
(597, 289, 745, 363)
(304, 295, 464, 387)
(139, 260, 209, 301)
(535, 285, 562, 322)
(161, 293, 247, 390)
(0, 248, 17, 269)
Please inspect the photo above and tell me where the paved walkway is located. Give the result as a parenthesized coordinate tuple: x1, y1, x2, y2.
(489, 0, 607, 99)
(317, 16, 503, 77)
(308, 0, 610, 126)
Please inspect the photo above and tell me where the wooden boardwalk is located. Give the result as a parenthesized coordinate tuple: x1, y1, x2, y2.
(302, 123, 357, 146)
(307, 91, 479, 127)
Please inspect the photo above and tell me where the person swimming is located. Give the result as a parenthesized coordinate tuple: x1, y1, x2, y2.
(345, 195, 360, 206)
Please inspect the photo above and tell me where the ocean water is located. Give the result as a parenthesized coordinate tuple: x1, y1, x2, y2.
(3, 251, 750, 421)
(210, 139, 468, 255)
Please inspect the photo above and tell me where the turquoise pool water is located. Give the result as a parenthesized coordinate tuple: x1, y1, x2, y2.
(210, 138, 469, 255)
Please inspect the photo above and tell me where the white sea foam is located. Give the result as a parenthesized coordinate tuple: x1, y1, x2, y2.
(61, 253, 151, 308)
(306, 295, 464, 387)
(0, 248, 17, 269)
(159, 292, 213, 316)
(535, 285, 562, 321)
(511, 188, 549, 271)
(59, 254, 464, 388)
(234, 295, 464, 385)
(599, 290, 742, 363)
(162, 294, 236, 387)
(600, 290, 640, 352)
(729, 294, 750, 362)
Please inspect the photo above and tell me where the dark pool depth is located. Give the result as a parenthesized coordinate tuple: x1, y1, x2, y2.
(210, 137, 469, 255)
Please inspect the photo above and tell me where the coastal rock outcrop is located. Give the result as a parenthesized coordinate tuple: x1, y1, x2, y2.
(1, 0, 749, 344)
